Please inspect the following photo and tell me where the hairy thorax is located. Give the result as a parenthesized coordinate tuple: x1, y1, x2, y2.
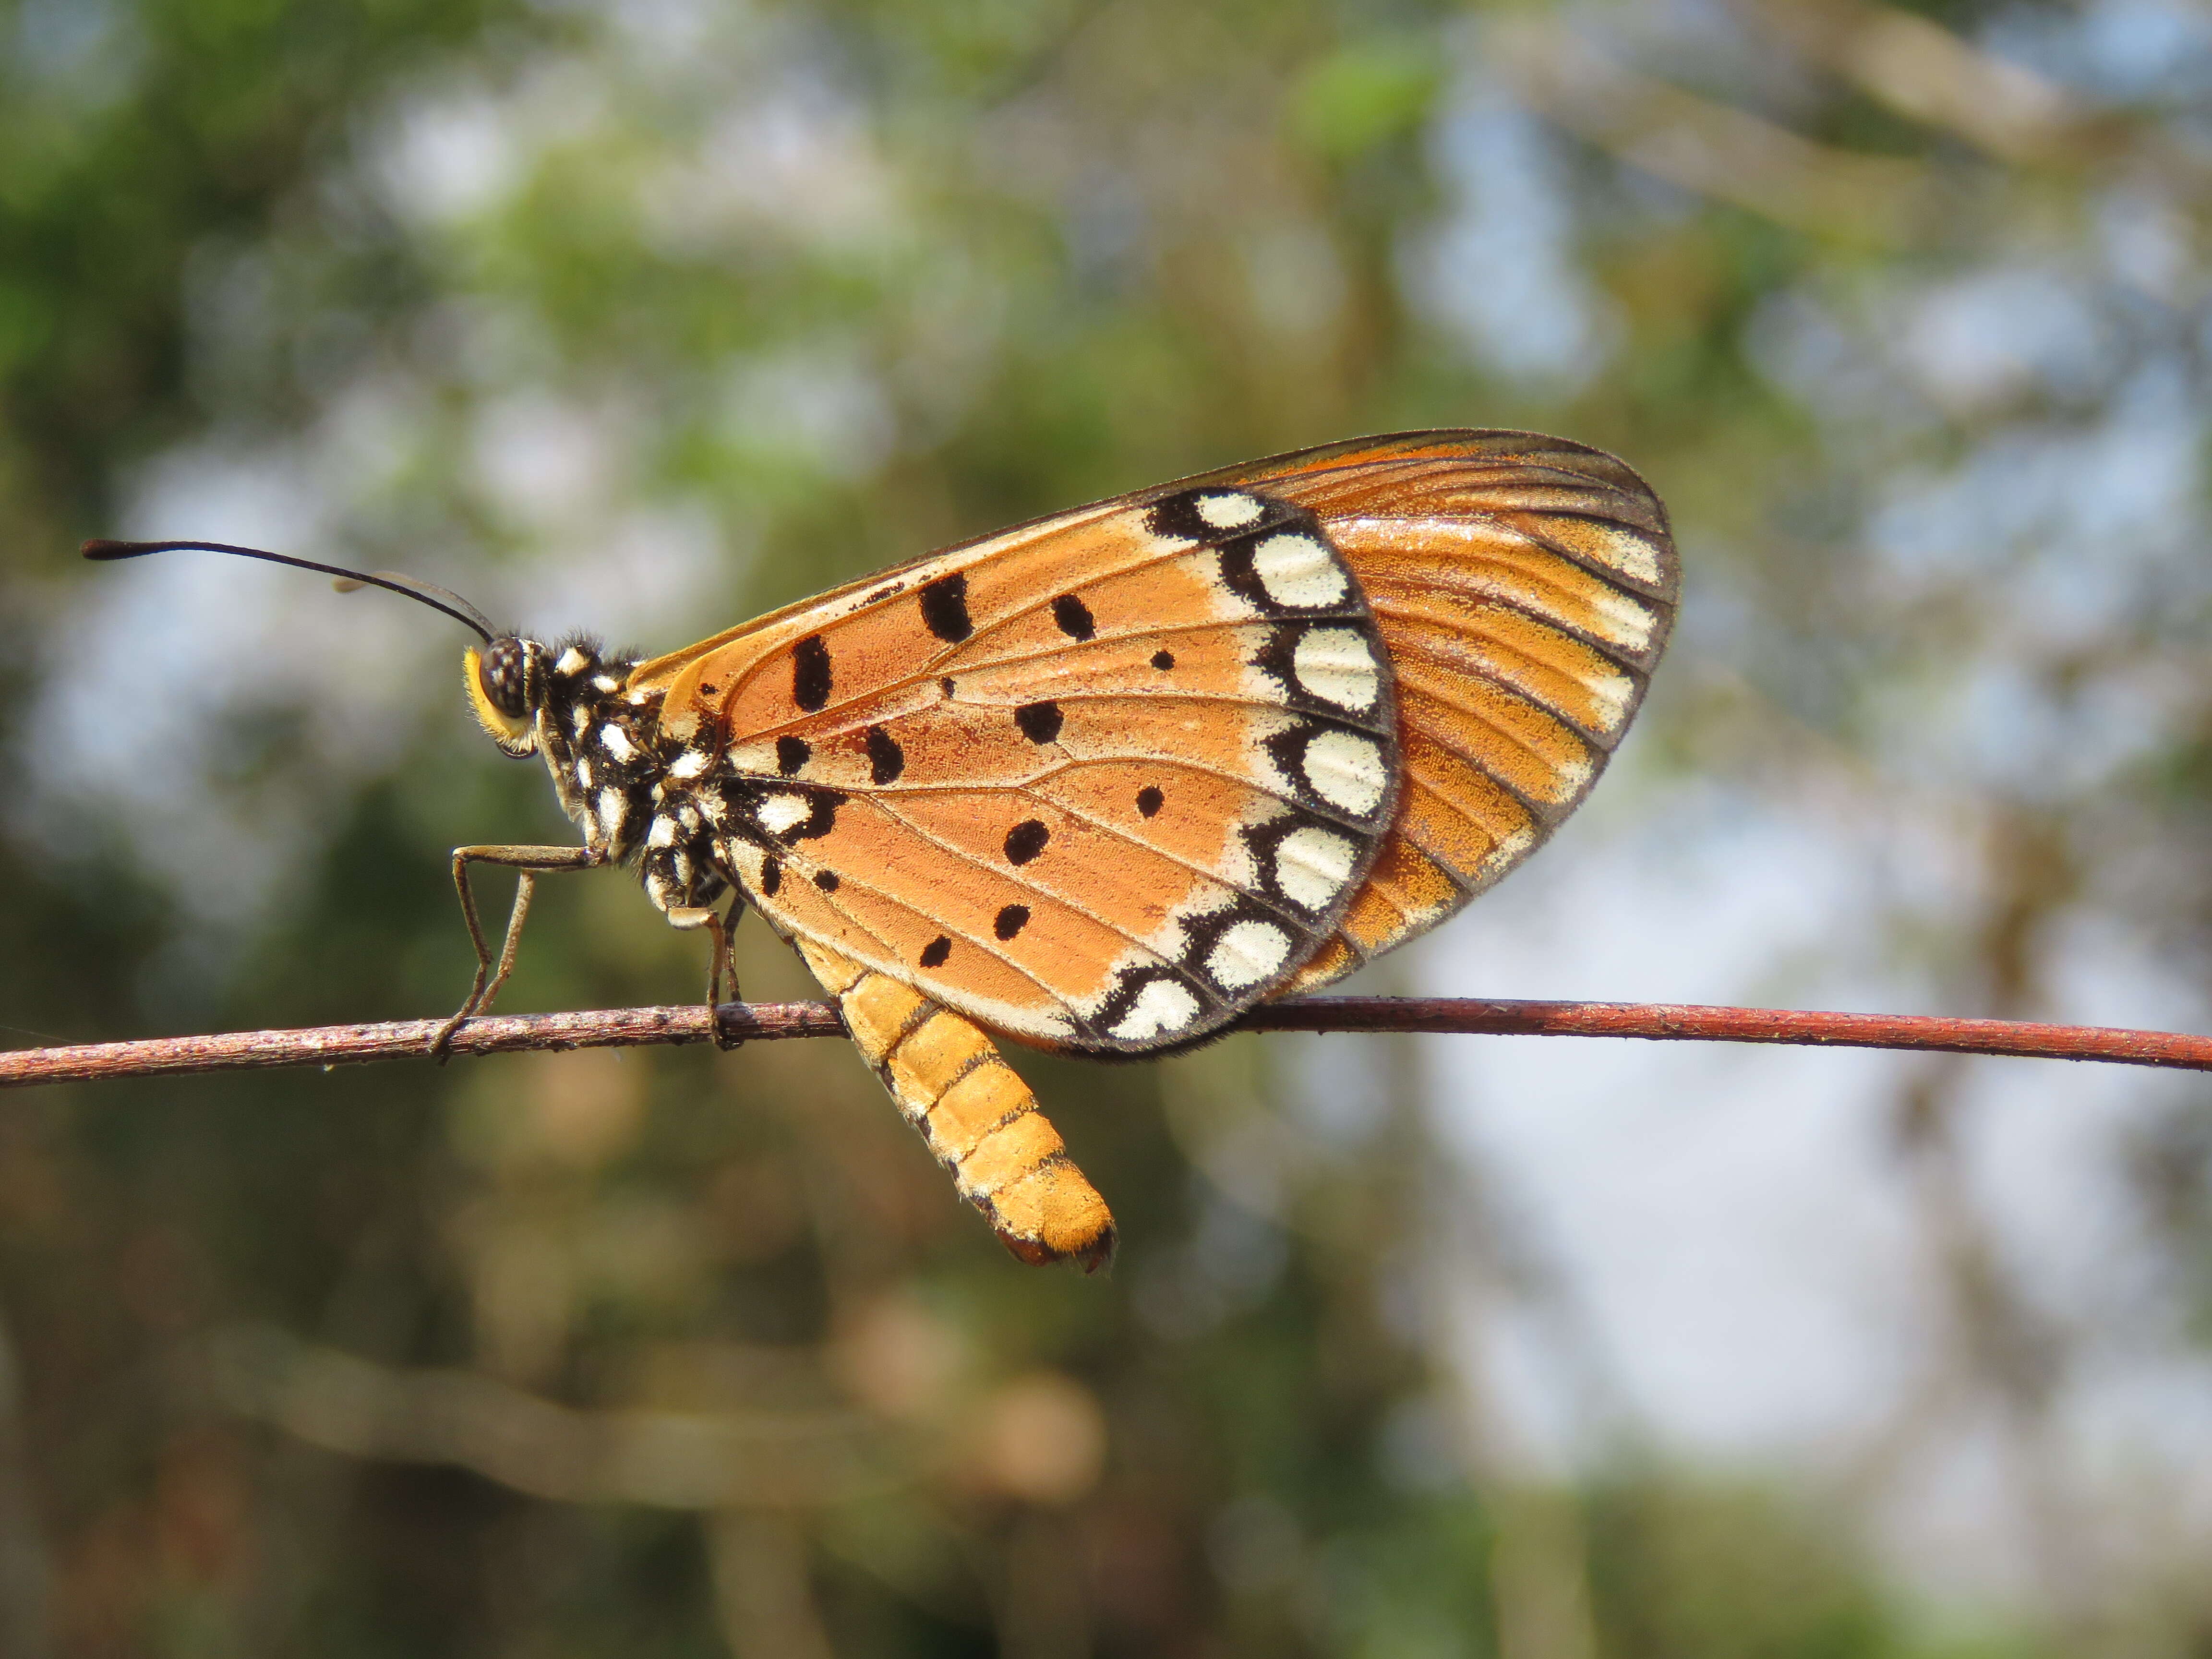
(535, 637, 854, 931)
(532, 640, 724, 918)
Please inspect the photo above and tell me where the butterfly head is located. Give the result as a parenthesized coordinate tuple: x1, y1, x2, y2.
(464, 635, 544, 757)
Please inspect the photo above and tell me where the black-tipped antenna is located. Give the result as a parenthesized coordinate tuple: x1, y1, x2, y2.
(82, 538, 496, 643)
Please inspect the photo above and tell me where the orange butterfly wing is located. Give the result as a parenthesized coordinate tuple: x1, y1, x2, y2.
(630, 484, 1403, 1054)
(629, 430, 1675, 1050)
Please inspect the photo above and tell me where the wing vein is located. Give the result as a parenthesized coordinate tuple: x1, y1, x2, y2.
(1381, 627, 1633, 749)
(1393, 665, 1593, 817)
(1368, 589, 1661, 680)
(866, 798, 1192, 974)
(1018, 752, 1386, 836)
(1018, 792, 1315, 935)
(945, 606, 1363, 678)
(758, 839, 1095, 1027)
(1397, 769, 1534, 890)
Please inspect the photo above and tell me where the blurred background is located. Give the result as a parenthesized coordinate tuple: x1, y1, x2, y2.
(3, 0, 2211, 1651)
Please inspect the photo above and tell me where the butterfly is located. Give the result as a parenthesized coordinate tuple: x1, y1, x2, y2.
(87, 430, 1677, 1271)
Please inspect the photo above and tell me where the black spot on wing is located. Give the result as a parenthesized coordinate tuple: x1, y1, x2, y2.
(921, 574, 971, 643)
(1004, 819, 1049, 866)
(1014, 701, 1063, 745)
(994, 904, 1030, 941)
(814, 870, 840, 892)
(777, 735, 810, 776)
(866, 725, 904, 784)
(1051, 594, 1094, 640)
(793, 636, 832, 712)
(920, 936, 952, 968)
(1151, 649, 1175, 671)
(788, 794, 842, 842)
(761, 856, 782, 898)
(1136, 786, 1163, 817)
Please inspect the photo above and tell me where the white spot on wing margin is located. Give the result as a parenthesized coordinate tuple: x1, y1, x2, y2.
(1275, 825, 1358, 910)
(1291, 627, 1380, 712)
(1301, 729, 1386, 814)
(1207, 919, 1293, 989)
(1196, 492, 1265, 529)
(1110, 978, 1202, 1041)
(1252, 532, 1348, 608)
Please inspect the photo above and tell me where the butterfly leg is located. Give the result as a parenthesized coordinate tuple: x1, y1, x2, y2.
(432, 843, 607, 1060)
(791, 938, 1116, 1272)
(712, 896, 745, 1043)
(663, 896, 747, 1049)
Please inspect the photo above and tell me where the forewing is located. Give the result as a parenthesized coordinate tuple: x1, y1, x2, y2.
(637, 487, 1403, 1054)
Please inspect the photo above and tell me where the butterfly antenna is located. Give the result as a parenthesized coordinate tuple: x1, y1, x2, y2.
(329, 569, 503, 637)
(82, 538, 497, 643)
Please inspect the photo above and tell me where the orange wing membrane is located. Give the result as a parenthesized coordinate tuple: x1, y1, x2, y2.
(629, 484, 1404, 1055)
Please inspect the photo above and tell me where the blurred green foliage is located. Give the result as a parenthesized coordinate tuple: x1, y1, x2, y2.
(4, 0, 2211, 1653)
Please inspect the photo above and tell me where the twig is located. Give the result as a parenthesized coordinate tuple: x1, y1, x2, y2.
(206, 1324, 881, 1508)
(3, 998, 2210, 1090)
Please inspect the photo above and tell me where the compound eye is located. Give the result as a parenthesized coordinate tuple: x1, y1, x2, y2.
(479, 637, 530, 718)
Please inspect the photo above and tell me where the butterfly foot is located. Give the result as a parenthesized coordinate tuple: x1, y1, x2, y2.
(709, 991, 746, 1052)
(429, 974, 489, 1063)
(428, 1008, 471, 1064)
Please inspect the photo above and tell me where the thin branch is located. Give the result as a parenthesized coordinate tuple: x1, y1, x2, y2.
(4, 998, 2211, 1090)
(206, 1324, 882, 1509)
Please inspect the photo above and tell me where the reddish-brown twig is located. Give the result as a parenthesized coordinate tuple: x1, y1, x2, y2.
(3, 998, 2209, 1089)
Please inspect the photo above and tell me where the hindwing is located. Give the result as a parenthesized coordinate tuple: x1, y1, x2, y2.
(1176, 432, 1678, 990)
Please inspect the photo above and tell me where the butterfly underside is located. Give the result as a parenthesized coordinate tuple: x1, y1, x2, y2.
(630, 430, 1677, 1056)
